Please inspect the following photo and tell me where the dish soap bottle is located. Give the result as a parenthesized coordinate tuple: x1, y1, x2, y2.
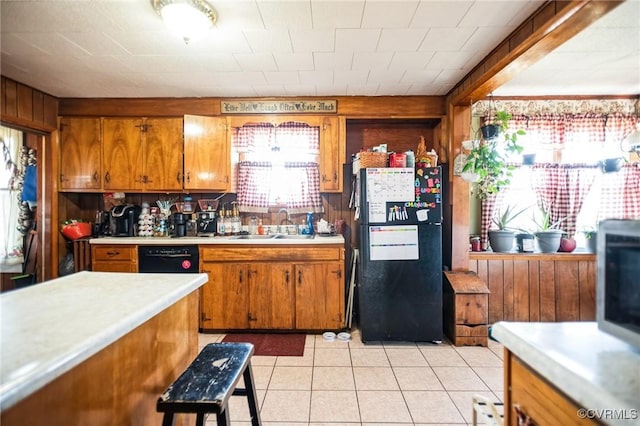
(301, 212, 314, 235)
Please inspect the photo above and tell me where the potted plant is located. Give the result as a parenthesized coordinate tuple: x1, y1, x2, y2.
(533, 207, 567, 253)
(462, 110, 525, 200)
(488, 205, 527, 252)
(583, 227, 598, 253)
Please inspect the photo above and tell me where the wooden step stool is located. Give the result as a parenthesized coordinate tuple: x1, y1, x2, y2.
(157, 342, 261, 426)
(443, 271, 490, 346)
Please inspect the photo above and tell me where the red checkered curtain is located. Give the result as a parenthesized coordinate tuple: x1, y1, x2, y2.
(280, 162, 323, 214)
(235, 122, 322, 213)
(531, 164, 598, 237)
(234, 123, 274, 150)
(237, 161, 273, 213)
(525, 114, 566, 146)
(606, 112, 638, 144)
(565, 114, 606, 145)
(480, 191, 506, 250)
(275, 122, 319, 152)
(598, 164, 640, 220)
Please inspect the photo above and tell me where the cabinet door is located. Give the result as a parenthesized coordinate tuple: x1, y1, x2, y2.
(295, 262, 345, 330)
(102, 118, 143, 190)
(143, 118, 183, 191)
(248, 263, 294, 329)
(200, 263, 249, 329)
(319, 116, 345, 192)
(59, 117, 102, 190)
(184, 115, 229, 191)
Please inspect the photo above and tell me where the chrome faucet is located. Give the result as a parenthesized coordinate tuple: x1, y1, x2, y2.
(278, 208, 291, 225)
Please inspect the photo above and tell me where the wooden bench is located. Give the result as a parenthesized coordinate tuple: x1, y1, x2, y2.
(157, 342, 261, 426)
(443, 271, 490, 346)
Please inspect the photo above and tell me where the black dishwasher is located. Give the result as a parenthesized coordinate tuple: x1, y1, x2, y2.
(138, 246, 199, 273)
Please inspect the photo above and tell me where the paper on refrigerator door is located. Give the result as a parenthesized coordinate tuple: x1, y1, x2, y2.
(366, 168, 414, 222)
(369, 225, 419, 260)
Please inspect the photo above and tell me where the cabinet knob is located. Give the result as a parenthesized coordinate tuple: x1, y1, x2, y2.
(93, 171, 99, 182)
(176, 172, 182, 184)
(186, 171, 191, 183)
(105, 172, 110, 183)
(285, 270, 290, 284)
(298, 270, 302, 284)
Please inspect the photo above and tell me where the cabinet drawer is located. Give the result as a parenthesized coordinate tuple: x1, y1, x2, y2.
(92, 245, 136, 261)
(92, 261, 137, 272)
(508, 354, 596, 426)
(201, 246, 343, 262)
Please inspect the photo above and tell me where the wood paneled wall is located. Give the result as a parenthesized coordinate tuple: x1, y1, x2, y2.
(1, 76, 58, 286)
(469, 253, 596, 324)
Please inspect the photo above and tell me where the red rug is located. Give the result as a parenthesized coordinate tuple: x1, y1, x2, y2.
(221, 333, 306, 356)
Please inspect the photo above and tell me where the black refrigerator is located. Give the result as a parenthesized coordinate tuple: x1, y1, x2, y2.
(356, 166, 443, 342)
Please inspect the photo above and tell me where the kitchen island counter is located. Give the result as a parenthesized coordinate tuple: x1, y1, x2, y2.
(0, 271, 207, 424)
(492, 322, 640, 425)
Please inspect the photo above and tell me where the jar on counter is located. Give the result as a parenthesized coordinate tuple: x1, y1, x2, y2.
(470, 236, 482, 252)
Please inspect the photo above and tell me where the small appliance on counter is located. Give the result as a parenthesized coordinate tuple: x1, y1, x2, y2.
(171, 213, 188, 238)
(94, 210, 111, 236)
(196, 211, 216, 236)
(110, 204, 141, 237)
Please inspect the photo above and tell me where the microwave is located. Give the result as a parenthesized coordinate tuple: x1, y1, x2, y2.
(597, 219, 640, 348)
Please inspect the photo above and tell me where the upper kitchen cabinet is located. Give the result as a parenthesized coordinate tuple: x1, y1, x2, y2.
(183, 115, 230, 191)
(58, 117, 102, 191)
(102, 117, 183, 191)
(319, 116, 345, 192)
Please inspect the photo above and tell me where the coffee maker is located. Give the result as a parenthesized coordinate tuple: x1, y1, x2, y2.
(171, 213, 187, 238)
(110, 204, 141, 237)
(196, 211, 216, 236)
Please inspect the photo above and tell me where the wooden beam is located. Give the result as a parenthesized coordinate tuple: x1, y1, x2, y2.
(448, 0, 625, 106)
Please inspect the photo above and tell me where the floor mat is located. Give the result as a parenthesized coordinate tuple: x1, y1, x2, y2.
(221, 333, 306, 356)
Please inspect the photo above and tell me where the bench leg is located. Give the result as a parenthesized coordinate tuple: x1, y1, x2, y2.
(161, 413, 175, 426)
(217, 406, 231, 426)
(196, 412, 206, 426)
(243, 362, 262, 426)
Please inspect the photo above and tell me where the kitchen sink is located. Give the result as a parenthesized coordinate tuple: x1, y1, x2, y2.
(272, 234, 314, 240)
(230, 234, 274, 240)
(229, 234, 314, 240)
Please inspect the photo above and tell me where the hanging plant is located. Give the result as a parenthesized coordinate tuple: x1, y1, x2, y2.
(462, 109, 525, 199)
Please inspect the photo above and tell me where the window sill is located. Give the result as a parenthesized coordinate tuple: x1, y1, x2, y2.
(469, 251, 595, 261)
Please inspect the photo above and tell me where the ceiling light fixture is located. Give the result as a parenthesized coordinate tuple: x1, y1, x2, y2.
(151, 0, 216, 44)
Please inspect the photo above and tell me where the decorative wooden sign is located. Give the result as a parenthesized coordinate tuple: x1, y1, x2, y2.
(221, 100, 337, 114)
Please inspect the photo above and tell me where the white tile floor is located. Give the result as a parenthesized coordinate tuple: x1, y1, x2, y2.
(198, 330, 505, 426)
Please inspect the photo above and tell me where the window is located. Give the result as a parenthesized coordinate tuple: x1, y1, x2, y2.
(479, 112, 640, 250)
(232, 122, 323, 214)
(1, 126, 24, 272)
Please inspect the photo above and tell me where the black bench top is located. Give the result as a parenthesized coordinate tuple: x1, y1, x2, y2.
(157, 342, 254, 412)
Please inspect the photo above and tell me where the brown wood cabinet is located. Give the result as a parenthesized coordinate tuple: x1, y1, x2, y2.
(91, 245, 137, 272)
(58, 117, 102, 190)
(102, 118, 183, 191)
(183, 115, 229, 191)
(505, 351, 597, 426)
(200, 245, 344, 331)
(319, 116, 345, 192)
(295, 262, 344, 330)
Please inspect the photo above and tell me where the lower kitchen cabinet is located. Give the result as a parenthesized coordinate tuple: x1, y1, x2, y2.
(200, 262, 295, 330)
(91, 245, 137, 272)
(295, 262, 344, 330)
(506, 352, 597, 426)
(199, 246, 344, 331)
(200, 263, 249, 329)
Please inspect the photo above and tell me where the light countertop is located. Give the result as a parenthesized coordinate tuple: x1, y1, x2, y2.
(89, 234, 345, 245)
(0, 271, 207, 411)
(492, 322, 640, 425)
